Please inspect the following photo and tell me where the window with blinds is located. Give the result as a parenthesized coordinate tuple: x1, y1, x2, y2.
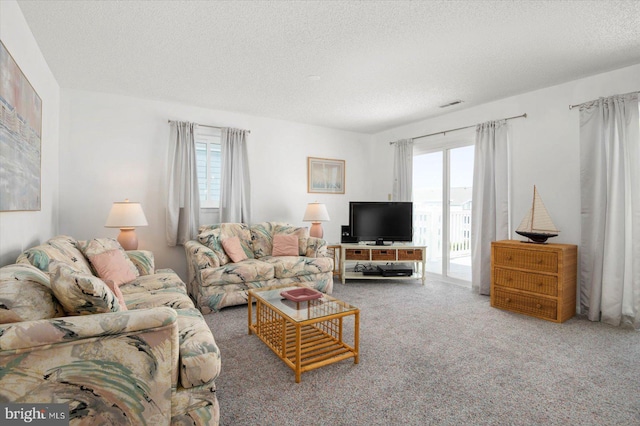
(195, 126, 222, 208)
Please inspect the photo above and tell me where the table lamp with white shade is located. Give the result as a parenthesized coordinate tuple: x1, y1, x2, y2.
(105, 199, 148, 250)
(303, 202, 330, 238)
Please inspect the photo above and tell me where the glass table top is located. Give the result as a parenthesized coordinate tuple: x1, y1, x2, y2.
(249, 284, 358, 322)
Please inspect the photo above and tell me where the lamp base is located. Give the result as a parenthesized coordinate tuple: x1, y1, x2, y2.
(309, 222, 324, 239)
(117, 228, 139, 251)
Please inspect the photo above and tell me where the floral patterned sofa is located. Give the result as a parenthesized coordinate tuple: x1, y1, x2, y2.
(0, 235, 220, 425)
(185, 222, 334, 313)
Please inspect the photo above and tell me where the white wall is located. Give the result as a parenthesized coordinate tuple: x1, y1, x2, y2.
(59, 90, 372, 280)
(0, 0, 60, 266)
(371, 63, 640, 248)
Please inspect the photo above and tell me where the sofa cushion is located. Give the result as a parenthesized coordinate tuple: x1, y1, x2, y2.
(51, 263, 122, 315)
(200, 259, 275, 286)
(273, 224, 309, 256)
(305, 236, 328, 258)
(250, 222, 279, 258)
(17, 235, 93, 275)
(79, 238, 140, 282)
(198, 223, 254, 266)
(119, 269, 190, 307)
(176, 308, 221, 388)
(262, 256, 334, 279)
(126, 250, 156, 275)
(120, 270, 188, 295)
(120, 270, 193, 310)
(122, 289, 195, 310)
(0, 264, 64, 323)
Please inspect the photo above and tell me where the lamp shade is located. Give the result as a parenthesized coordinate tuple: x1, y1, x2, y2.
(303, 202, 330, 222)
(105, 200, 148, 228)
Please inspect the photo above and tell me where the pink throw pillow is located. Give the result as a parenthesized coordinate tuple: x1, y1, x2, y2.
(90, 249, 137, 286)
(222, 236, 248, 263)
(272, 234, 299, 256)
(0, 310, 23, 324)
(104, 279, 128, 311)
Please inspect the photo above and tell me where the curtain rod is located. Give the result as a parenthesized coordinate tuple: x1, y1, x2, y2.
(389, 113, 527, 144)
(569, 90, 640, 110)
(167, 120, 251, 133)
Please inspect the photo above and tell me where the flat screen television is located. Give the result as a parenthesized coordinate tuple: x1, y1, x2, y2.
(349, 201, 413, 245)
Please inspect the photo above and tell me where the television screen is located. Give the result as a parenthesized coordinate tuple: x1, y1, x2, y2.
(349, 202, 413, 245)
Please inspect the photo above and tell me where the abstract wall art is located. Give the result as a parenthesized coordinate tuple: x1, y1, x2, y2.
(0, 40, 42, 211)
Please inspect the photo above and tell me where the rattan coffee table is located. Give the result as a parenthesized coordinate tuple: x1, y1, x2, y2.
(248, 283, 359, 383)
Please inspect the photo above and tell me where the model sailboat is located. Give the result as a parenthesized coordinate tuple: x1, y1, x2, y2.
(515, 186, 559, 243)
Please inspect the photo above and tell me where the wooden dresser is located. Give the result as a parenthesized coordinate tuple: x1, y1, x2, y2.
(490, 240, 577, 323)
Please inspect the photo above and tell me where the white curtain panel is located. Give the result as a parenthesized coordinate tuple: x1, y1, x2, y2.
(471, 120, 509, 295)
(392, 139, 414, 201)
(579, 92, 639, 328)
(220, 128, 251, 223)
(166, 121, 200, 246)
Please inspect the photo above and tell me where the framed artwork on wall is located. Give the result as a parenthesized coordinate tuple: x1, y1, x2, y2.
(0, 40, 42, 212)
(307, 157, 345, 194)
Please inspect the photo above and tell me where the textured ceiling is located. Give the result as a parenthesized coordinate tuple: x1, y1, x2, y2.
(17, 0, 640, 134)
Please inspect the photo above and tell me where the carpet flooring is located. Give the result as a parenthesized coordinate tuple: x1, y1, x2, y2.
(204, 279, 640, 426)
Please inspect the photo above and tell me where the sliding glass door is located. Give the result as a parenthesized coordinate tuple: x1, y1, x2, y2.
(413, 141, 474, 284)
(413, 152, 443, 275)
(447, 145, 474, 281)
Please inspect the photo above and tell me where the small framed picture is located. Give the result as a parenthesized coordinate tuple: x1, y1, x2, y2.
(307, 157, 345, 194)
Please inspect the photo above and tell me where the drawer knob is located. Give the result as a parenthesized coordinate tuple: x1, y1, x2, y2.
(407, 250, 414, 254)
(355, 251, 361, 254)
(536, 304, 542, 309)
(505, 298, 511, 303)
(537, 282, 543, 287)
(506, 256, 512, 261)
(537, 259, 543, 264)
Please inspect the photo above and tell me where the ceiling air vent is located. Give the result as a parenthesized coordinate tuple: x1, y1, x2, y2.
(439, 100, 463, 108)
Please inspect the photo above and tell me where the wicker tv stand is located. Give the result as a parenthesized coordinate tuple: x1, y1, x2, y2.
(339, 243, 427, 285)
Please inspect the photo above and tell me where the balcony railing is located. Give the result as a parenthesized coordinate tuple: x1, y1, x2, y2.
(414, 209, 471, 260)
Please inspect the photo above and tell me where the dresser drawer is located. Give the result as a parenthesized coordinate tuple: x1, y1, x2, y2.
(493, 288, 557, 321)
(345, 249, 369, 261)
(371, 249, 395, 260)
(397, 248, 423, 261)
(494, 268, 557, 296)
(493, 246, 558, 273)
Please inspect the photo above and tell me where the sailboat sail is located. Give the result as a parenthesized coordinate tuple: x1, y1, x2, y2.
(516, 186, 559, 243)
(517, 208, 533, 233)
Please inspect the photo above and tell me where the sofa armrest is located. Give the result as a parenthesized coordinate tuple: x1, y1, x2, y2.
(306, 237, 329, 258)
(0, 307, 179, 424)
(0, 307, 176, 350)
(127, 250, 155, 275)
(184, 241, 221, 303)
(184, 241, 220, 270)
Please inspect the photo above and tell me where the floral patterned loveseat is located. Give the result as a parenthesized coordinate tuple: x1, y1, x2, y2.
(0, 235, 220, 425)
(185, 222, 334, 313)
